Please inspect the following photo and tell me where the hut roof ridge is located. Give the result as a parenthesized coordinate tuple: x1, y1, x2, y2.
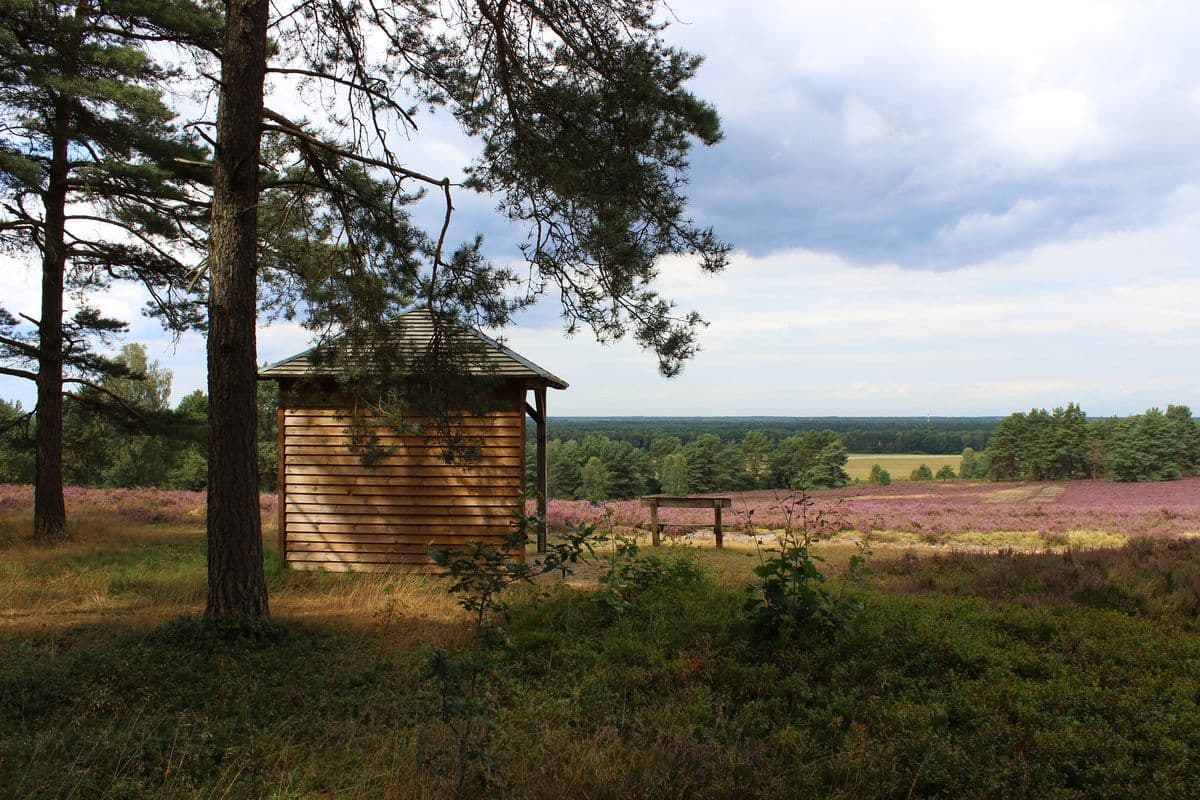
(259, 307, 568, 389)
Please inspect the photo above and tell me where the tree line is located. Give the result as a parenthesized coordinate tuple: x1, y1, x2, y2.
(6, 388, 1195, 497)
(983, 403, 1200, 482)
(546, 417, 994, 454)
(532, 402, 1200, 500)
(0, 345, 279, 491)
(535, 430, 853, 501)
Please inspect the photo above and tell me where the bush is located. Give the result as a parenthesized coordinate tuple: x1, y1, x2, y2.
(935, 464, 957, 481)
(596, 532, 705, 619)
(868, 463, 891, 485)
(910, 463, 933, 481)
(743, 491, 869, 642)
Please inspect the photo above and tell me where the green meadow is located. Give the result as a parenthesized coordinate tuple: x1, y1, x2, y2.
(845, 453, 961, 481)
(4, 494, 1200, 799)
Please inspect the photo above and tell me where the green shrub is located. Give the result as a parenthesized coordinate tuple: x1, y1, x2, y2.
(596, 532, 705, 619)
(910, 463, 934, 481)
(743, 491, 870, 642)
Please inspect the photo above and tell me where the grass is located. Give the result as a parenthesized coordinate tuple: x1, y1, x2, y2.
(4, 496, 1200, 798)
(845, 453, 960, 480)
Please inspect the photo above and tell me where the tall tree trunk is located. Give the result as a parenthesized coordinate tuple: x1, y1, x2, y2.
(32, 111, 70, 544)
(205, 0, 270, 616)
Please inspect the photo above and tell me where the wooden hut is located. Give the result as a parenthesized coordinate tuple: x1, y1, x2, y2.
(260, 308, 567, 572)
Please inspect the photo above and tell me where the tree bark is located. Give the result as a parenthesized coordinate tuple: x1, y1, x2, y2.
(205, 0, 270, 616)
(32, 110, 70, 544)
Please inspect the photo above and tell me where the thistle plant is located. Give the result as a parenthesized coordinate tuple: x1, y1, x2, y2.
(743, 490, 871, 642)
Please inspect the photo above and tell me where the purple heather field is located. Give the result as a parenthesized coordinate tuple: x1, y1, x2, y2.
(1, 479, 1197, 540)
(535, 478, 1200, 539)
(0, 485, 277, 526)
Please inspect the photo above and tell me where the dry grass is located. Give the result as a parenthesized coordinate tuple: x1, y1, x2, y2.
(0, 512, 467, 649)
(846, 453, 960, 480)
(7, 498, 1200, 798)
(1, 494, 1138, 642)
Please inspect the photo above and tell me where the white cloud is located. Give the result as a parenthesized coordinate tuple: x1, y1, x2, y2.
(842, 98, 888, 147)
(973, 90, 1107, 170)
(499, 198, 1200, 416)
(3, 0, 1199, 418)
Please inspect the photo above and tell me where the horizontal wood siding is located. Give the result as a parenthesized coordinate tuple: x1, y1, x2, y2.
(281, 401, 525, 572)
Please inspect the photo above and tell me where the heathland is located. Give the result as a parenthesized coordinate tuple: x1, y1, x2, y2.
(4, 480, 1200, 798)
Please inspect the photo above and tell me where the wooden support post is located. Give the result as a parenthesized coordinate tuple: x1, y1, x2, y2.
(641, 495, 731, 549)
(535, 385, 548, 554)
(276, 402, 287, 567)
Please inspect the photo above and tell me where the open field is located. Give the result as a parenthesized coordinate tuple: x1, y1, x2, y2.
(845, 453, 961, 480)
(542, 477, 1200, 551)
(4, 482, 1200, 798)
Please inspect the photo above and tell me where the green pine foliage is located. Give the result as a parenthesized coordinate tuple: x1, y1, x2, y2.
(985, 403, 1199, 483)
(910, 463, 934, 481)
(1107, 409, 1184, 483)
(799, 441, 852, 489)
(579, 456, 611, 503)
(659, 453, 689, 495)
(682, 433, 732, 493)
(0, 0, 218, 539)
(867, 463, 892, 485)
(0, 398, 34, 483)
(959, 446, 985, 479)
(0, 0, 216, 353)
(740, 430, 772, 488)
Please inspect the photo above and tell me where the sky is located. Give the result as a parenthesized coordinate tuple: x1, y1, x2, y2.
(4, 0, 1200, 417)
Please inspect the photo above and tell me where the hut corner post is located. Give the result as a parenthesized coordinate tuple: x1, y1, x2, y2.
(276, 386, 287, 568)
(534, 386, 548, 553)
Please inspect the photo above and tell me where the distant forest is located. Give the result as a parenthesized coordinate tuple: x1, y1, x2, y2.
(1, 348, 1194, 501)
(543, 416, 998, 454)
(534, 406, 1200, 501)
(531, 417, 1000, 502)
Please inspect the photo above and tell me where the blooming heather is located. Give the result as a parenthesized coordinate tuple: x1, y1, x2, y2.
(0, 485, 277, 525)
(531, 478, 1200, 539)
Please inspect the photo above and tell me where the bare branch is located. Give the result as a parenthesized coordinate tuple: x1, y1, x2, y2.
(0, 365, 37, 382)
(261, 107, 449, 187)
(62, 377, 146, 422)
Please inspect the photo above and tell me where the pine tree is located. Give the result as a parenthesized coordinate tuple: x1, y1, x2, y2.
(910, 463, 933, 481)
(769, 431, 841, 488)
(802, 441, 850, 489)
(1108, 409, 1183, 482)
(200, 0, 727, 615)
(867, 464, 891, 486)
(1165, 405, 1200, 476)
(659, 453, 689, 495)
(740, 430, 772, 489)
(959, 447, 979, 479)
(682, 434, 726, 493)
(548, 439, 584, 499)
(986, 414, 1023, 480)
(579, 456, 611, 503)
(0, 0, 217, 541)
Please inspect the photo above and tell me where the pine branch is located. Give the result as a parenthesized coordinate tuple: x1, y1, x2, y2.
(261, 107, 449, 187)
(0, 365, 37, 382)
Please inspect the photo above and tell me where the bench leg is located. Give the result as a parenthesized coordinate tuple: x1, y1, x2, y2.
(714, 504, 723, 549)
(650, 503, 660, 546)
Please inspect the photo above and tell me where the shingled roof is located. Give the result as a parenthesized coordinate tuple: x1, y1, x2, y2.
(258, 307, 568, 389)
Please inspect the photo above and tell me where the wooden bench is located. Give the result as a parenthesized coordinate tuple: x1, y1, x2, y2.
(640, 495, 733, 548)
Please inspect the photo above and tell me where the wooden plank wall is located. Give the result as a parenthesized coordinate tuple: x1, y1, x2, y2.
(281, 404, 525, 572)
